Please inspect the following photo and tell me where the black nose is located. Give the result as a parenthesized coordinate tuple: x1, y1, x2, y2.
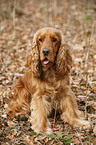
(42, 48, 50, 56)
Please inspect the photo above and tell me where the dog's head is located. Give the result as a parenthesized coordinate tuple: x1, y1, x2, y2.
(35, 27, 62, 68)
(25, 27, 72, 78)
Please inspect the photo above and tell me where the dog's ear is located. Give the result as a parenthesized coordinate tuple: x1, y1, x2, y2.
(55, 43, 72, 78)
(25, 37, 42, 77)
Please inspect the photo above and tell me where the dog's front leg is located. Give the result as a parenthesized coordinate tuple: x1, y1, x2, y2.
(60, 86, 90, 128)
(30, 91, 52, 134)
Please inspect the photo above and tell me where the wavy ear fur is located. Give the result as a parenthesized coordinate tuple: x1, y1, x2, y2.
(55, 43, 72, 78)
(25, 36, 42, 77)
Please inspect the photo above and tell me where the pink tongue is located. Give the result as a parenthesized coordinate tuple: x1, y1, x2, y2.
(43, 60, 49, 65)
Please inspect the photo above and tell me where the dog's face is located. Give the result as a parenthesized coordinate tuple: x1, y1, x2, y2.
(36, 28, 61, 68)
(26, 27, 72, 78)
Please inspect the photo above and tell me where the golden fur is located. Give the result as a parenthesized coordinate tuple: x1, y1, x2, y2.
(8, 27, 90, 134)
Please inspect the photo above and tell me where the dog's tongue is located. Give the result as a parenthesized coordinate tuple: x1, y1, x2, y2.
(43, 60, 49, 65)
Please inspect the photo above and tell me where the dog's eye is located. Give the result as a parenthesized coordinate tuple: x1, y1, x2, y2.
(53, 38, 57, 42)
(39, 38, 42, 42)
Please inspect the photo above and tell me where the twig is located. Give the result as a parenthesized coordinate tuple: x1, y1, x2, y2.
(85, 47, 89, 118)
(54, 0, 57, 17)
(84, 0, 89, 119)
(53, 102, 57, 128)
(2, 72, 24, 77)
(13, 0, 16, 39)
(46, 0, 49, 26)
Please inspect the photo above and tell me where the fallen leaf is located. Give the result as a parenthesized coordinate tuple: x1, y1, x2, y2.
(8, 121, 16, 128)
(93, 125, 96, 135)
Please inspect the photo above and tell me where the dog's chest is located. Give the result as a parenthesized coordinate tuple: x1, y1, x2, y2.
(44, 69, 60, 85)
(47, 72, 63, 102)
(43, 69, 67, 108)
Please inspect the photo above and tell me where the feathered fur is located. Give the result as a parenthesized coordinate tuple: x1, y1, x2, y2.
(8, 27, 90, 134)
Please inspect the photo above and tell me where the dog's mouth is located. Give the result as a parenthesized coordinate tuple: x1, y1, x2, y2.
(42, 58, 50, 65)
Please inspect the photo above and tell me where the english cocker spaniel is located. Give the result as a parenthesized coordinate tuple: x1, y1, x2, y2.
(8, 27, 90, 134)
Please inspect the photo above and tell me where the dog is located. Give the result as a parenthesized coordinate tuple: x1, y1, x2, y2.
(8, 27, 90, 134)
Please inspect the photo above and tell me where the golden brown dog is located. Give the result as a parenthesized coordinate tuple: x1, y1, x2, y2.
(8, 27, 90, 134)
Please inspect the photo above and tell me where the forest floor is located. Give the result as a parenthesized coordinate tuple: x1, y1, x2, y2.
(0, 0, 96, 144)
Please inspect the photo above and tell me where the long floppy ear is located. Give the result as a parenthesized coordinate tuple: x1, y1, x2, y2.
(55, 43, 72, 78)
(25, 35, 42, 77)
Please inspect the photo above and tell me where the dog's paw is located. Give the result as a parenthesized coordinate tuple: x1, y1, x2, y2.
(31, 125, 52, 135)
(73, 119, 90, 129)
(45, 127, 53, 135)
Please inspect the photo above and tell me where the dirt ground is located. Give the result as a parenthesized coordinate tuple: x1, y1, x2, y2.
(0, 0, 96, 144)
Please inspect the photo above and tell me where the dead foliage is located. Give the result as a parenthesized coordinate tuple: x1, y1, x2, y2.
(0, 0, 96, 144)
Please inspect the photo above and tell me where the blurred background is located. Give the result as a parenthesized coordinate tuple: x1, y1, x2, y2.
(0, 0, 96, 144)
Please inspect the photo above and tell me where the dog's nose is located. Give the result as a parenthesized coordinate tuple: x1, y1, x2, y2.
(42, 48, 50, 56)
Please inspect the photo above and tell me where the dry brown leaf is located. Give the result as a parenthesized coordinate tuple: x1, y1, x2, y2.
(8, 121, 16, 128)
(93, 125, 96, 135)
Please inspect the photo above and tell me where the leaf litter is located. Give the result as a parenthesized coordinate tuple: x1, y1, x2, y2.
(0, 0, 96, 144)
